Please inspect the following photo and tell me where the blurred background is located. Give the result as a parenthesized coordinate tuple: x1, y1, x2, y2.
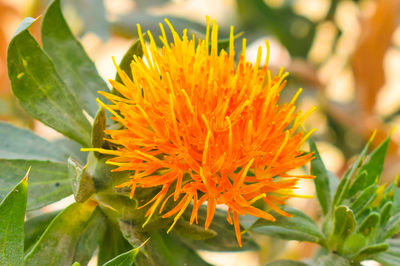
(1, 0, 400, 265)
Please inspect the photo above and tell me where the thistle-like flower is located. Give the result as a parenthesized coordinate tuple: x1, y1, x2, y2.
(86, 17, 316, 246)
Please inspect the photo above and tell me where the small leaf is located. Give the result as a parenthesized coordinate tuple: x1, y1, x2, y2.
(330, 206, 355, 249)
(348, 136, 390, 196)
(24, 210, 61, 252)
(380, 201, 393, 226)
(92, 107, 106, 153)
(266, 260, 309, 266)
(333, 141, 371, 206)
(103, 244, 144, 266)
(24, 201, 98, 265)
(97, 220, 132, 266)
(42, 0, 109, 118)
(0, 122, 69, 162)
(385, 239, 400, 256)
(115, 38, 144, 83)
(309, 139, 331, 215)
(353, 243, 389, 262)
(68, 158, 95, 202)
(251, 207, 324, 244)
(0, 172, 28, 266)
(314, 252, 351, 266)
(7, 18, 92, 146)
(0, 159, 70, 210)
(381, 213, 400, 240)
(358, 212, 380, 236)
(349, 184, 377, 214)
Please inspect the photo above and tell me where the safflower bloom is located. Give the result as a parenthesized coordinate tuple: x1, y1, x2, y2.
(86, 17, 316, 246)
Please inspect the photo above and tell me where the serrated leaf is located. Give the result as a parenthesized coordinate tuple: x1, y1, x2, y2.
(116, 38, 144, 83)
(381, 213, 400, 240)
(0, 173, 28, 266)
(42, 0, 109, 118)
(97, 220, 132, 266)
(309, 139, 331, 215)
(68, 158, 95, 202)
(251, 206, 324, 243)
(24, 201, 98, 265)
(0, 122, 69, 162)
(348, 136, 390, 196)
(179, 206, 259, 251)
(24, 210, 61, 252)
(103, 246, 141, 266)
(0, 159, 70, 210)
(349, 184, 377, 214)
(358, 212, 380, 236)
(7, 18, 92, 146)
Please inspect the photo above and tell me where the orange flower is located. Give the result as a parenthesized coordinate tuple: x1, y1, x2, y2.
(85, 17, 315, 246)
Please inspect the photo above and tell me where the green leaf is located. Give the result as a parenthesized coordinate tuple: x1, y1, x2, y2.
(353, 243, 389, 262)
(357, 212, 380, 236)
(349, 184, 377, 214)
(103, 246, 142, 266)
(147, 231, 212, 266)
(380, 202, 393, 226)
(24, 201, 98, 265)
(333, 141, 371, 207)
(374, 252, 400, 266)
(7, 18, 92, 146)
(73, 208, 107, 265)
(0, 159, 71, 210)
(97, 220, 132, 266)
(385, 239, 400, 256)
(92, 107, 106, 151)
(348, 136, 390, 196)
(381, 213, 400, 240)
(116, 38, 144, 83)
(266, 260, 309, 266)
(0, 173, 28, 266)
(24, 210, 61, 252)
(309, 139, 331, 215)
(42, 0, 109, 118)
(52, 137, 87, 164)
(68, 158, 95, 202)
(0, 122, 69, 162)
(330, 206, 355, 250)
(251, 206, 324, 244)
(179, 206, 259, 251)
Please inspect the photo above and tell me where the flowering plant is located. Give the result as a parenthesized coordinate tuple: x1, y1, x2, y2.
(1, 0, 400, 265)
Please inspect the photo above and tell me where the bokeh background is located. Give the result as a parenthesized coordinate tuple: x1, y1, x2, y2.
(1, 0, 400, 265)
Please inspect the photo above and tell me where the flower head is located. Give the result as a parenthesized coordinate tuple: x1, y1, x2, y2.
(89, 17, 315, 246)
